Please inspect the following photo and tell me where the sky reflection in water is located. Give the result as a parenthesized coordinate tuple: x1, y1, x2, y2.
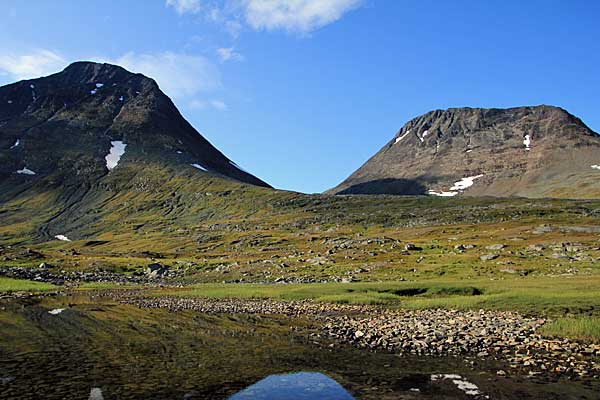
(229, 372, 355, 400)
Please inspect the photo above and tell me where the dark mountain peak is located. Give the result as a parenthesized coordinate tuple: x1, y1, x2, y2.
(329, 105, 600, 198)
(0, 61, 269, 190)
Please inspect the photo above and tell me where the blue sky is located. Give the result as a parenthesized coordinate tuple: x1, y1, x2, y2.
(1, 1, 599, 193)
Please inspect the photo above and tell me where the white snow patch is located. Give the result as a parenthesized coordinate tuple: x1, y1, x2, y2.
(90, 89, 97, 95)
(30, 84, 35, 89)
(95, 83, 104, 88)
(450, 174, 484, 191)
(55, 235, 71, 242)
(419, 129, 429, 143)
(429, 175, 484, 198)
(7, 100, 12, 104)
(176, 150, 183, 154)
(119, 96, 124, 102)
(105, 141, 126, 170)
(431, 374, 484, 397)
(89, 387, 104, 400)
(48, 308, 65, 315)
(394, 130, 411, 144)
(591, 165, 600, 170)
(523, 134, 531, 151)
(428, 190, 458, 197)
(466, 149, 472, 153)
(191, 163, 207, 171)
(10, 139, 20, 149)
(16, 167, 36, 175)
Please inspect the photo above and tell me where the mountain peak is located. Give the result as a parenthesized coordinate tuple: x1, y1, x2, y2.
(329, 105, 600, 198)
(0, 61, 269, 193)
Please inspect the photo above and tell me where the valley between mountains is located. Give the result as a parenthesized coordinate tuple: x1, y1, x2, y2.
(1, 62, 600, 399)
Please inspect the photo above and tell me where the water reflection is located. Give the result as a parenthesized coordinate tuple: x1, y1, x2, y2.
(229, 372, 354, 400)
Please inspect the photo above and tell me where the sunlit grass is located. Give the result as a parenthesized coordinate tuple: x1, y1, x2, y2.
(0, 277, 57, 293)
(540, 317, 600, 342)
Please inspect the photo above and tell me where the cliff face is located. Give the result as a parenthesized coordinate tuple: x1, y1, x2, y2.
(329, 106, 600, 199)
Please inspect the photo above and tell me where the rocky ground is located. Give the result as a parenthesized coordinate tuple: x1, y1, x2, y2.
(109, 292, 600, 384)
(0, 263, 179, 286)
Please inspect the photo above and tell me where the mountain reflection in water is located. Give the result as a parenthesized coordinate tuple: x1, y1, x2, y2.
(229, 372, 355, 400)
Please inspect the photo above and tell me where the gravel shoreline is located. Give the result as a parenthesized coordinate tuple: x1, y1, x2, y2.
(111, 292, 600, 382)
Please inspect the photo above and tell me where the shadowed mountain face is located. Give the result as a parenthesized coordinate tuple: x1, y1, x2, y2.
(0, 62, 271, 242)
(0, 61, 269, 189)
(329, 106, 600, 198)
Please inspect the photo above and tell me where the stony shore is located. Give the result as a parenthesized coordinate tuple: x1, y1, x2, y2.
(110, 292, 600, 382)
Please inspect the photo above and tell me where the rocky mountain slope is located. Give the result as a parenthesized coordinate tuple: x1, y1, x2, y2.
(329, 106, 600, 198)
(0, 61, 270, 242)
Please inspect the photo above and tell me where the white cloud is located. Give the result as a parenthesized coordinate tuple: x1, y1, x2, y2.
(0, 49, 68, 81)
(100, 52, 221, 100)
(170, 0, 363, 35)
(166, 0, 203, 14)
(241, 0, 363, 33)
(217, 47, 244, 62)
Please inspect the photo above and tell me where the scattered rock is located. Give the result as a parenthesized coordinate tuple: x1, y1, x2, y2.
(485, 244, 505, 250)
(480, 254, 499, 261)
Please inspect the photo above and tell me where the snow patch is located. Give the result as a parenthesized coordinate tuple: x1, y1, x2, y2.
(95, 83, 104, 88)
(191, 163, 207, 171)
(90, 89, 97, 95)
(7, 100, 12, 104)
(431, 374, 485, 397)
(394, 130, 411, 144)
(466, 149, 472, 153)
(89, 387, 104, 400)
(429, 175, 484, 198)
(419, 130, 429, 143)
(29, 84, 35, 89)
(55, 235, 71, 242)
(591, 165, 600, 170)
(523, 134, 531, 151)
(10, 139, 20, 149)
(450, 174, 484, 191)
(16, 167, 36, 175)
(48, 308, 65, 315)
(119, 96, 124, 102)
(105, 141, 126, 170)
(176, 150, 183, 154)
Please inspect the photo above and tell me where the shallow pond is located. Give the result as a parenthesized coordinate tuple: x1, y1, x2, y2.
(0, 294, 597, 399)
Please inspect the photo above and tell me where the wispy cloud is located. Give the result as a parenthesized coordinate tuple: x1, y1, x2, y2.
(242, 0, 363, 33)
(166, 0, 202, 14)
(210, 99, 228, 110)
(101, 52, 221, 100)
(167, 0, 363, 35)
(189, 98, 229, 111)
(217, 47, 244, 62)
(0, 49, 68, 81)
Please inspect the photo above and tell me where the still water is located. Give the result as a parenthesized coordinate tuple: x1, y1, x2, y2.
(0, 295, 597, 399)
